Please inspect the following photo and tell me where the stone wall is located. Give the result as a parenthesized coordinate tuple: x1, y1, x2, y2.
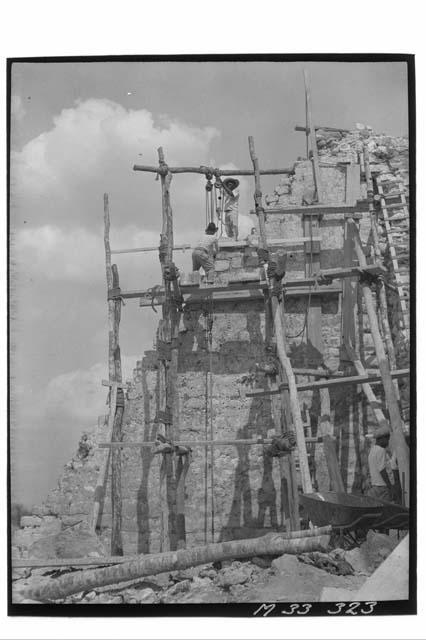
(24, 126, 410, 557)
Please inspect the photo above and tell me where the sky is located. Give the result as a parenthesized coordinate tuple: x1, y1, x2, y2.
(9, 60, 409, 506)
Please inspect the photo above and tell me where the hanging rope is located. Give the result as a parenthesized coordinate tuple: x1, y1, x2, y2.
(208, 295, 215, 543)
(203, 306, 209, 544)
(202, 298, 215, 542)
(214, 175, 225, 238)
(205, 173, 213, 226)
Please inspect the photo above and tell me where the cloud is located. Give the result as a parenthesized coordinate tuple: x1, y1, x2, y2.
(10, 99, 220, 227)
(44, 355, 139, 423)
(11, 224, 165, 284)
(11, 95, 26, 121)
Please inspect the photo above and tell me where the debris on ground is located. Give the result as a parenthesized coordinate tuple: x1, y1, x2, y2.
(297, 551, 354, 576)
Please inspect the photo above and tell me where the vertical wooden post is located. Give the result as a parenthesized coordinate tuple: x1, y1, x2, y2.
(157, 147, 179, 550)
(248, 136, 313, 495)
(103, 194, 123, 555)
(349, 219, 410, 504)
(91, 389, 116, 533)
(176, 452, 191, 549)
(278, 308, 300, 530)
(110, 265, 124, 556)
(323, 435, 345, 493)
(303, 69, 323, 203)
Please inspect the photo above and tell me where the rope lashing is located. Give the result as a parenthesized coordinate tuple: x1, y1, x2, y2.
(359, 268, 381, 287)
(154, 433, 192, 457)
(158, 235, 169, 264)
(147, 284, 163, 313)
(257, 247, 270, 265)
(267, 253, 287, 280)
(163, 261, 179, 281)
(267, 431, 297, 457)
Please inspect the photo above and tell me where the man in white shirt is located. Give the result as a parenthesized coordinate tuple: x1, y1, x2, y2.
(222, 178, 240, 239)
(192, 222, 218, 283)
(368, 426, 396, 503)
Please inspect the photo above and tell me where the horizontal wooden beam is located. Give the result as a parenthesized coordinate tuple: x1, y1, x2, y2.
(99, 436, 320, 449)
(245, 369, 410, 397)
(226, 236, 321, 247)
(295, 125, 352, 134)
(101, 380, 128, 389)
(123, 264, 384, 304)
(111, 244, 191, 255)
(292, 368, 344, 378)
(133, 165, 294, 176)
(177, 285, 342, 307)
(112, 239, 323, 255)
(258, 202, 368, 216)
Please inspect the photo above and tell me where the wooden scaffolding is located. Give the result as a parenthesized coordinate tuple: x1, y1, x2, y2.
(92, 75, 410, 554)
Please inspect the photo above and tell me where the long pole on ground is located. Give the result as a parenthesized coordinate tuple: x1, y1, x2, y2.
(17, 531, 331, 602)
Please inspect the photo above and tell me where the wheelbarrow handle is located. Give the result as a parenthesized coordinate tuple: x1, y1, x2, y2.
(333, 511, 383, 531)
(374, 512, 409, 529)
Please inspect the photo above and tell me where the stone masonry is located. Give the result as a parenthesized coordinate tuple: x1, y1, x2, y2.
(20, 125, 410, 558)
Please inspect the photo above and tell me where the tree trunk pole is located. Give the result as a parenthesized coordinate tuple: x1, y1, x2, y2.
(17, 532, 330, 602)
(99, 194, 123, 554)
(363, 147, 399, 391)
(272, 297, 313, 494)
(303, 69, 323, 203)
(104, 194, 123, 555)
(157, 147, 179, 550)
(349, 219, 409, 504)
(248, 136, 313, 494)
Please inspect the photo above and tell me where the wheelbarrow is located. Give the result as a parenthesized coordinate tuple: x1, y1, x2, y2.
(300, 491, 409, 545)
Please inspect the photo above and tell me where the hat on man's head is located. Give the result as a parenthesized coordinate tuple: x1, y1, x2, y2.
(375, 426, 390, 438)
(222, 178, 240, 194)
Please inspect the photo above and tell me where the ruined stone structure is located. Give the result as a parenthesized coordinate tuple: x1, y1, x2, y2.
(18, 126, 409, 559)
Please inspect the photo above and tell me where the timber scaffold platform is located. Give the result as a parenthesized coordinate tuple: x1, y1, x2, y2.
(91, 70, 410, 558)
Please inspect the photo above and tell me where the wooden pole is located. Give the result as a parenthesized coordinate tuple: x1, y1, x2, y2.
(322, 435, 345, 493)
(157, 147, 179, 550)
(133, 164, 294, 176)
(13, 525, 332, 569)
(349, 219, 410, 504)
(110, 264, 124, 556)
(363, 147, 399, 394)
(248, 136, 313, 495)
(17, 532, 331, 602)
(277, 307, 300, 530)
(303, 69, 323, 203)
(100, 436, 321, 449)
(90, 392, 115, 532)
(344, 345, 388, 430)
(101, 194, 123, 554)
(176, 453, 191, 549)
(105, 195, 123, 554)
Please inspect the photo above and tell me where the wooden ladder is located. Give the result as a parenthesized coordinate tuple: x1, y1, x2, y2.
(375, 176, 409, 337)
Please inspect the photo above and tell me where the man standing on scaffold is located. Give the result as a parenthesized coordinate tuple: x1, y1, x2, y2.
(221, 178, 240, 240)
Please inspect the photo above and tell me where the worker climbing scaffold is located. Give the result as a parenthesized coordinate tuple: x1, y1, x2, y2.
(191, 221, 218, 284)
